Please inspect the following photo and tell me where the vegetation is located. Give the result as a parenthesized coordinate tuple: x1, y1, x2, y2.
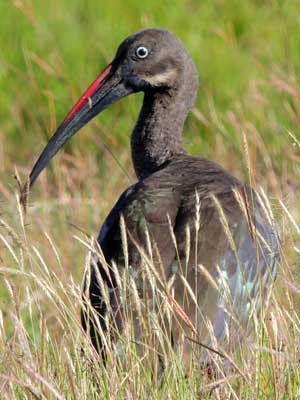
(1, 1, 300, 398)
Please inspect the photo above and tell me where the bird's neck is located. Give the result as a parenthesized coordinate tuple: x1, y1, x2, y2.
(131, 87, 191, 180)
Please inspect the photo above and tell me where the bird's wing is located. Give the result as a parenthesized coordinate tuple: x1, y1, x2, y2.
(211, 213, 279, 347)
(171, 188, 280, 355)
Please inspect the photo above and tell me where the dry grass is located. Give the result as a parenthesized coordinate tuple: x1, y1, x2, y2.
(0, 74, 300, 399)
(1, 1, 300, 398)
(0, 171, 300, 398)
(1, 78, 300, 398)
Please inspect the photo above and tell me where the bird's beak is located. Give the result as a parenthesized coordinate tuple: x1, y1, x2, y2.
(26, 63, 134, 189)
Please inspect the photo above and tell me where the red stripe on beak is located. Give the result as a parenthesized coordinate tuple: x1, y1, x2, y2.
(64, 64, 112, 122)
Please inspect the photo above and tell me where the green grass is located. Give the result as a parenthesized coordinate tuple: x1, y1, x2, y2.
(1, 1, 300, 398)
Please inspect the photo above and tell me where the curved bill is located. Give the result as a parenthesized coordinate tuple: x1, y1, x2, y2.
(26, 63, 134, 191)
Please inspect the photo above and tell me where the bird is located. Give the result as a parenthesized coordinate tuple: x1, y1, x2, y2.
(23, 28, 279, 366)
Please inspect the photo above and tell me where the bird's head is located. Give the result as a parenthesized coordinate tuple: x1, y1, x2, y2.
(113, 29, 187, 91)
(22, 28, 197, 196)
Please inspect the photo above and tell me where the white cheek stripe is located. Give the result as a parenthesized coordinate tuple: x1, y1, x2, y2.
(142, 69, 177, 87)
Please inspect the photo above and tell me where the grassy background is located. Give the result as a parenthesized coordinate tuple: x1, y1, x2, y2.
(1, 0, 300, 398)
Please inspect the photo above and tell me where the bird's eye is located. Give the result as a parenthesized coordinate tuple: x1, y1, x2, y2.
(135, 46, 149, 59)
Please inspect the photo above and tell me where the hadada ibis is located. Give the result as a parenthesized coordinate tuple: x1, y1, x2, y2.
(23, 29, 279, 364)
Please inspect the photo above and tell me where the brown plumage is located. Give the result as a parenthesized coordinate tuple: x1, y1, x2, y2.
(24, 29, 279, 365)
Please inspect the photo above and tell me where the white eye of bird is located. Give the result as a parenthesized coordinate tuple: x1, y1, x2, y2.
(135, 46, 149, 59)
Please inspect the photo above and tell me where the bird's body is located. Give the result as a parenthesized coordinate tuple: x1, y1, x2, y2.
(25, 28, 279, 364)
(84, 153, 278, 361)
